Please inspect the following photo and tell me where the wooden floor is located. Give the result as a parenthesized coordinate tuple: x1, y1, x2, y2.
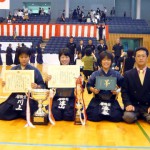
(0, 64, 149, 150)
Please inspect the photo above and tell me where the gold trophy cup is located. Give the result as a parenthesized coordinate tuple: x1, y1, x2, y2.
(31, 89, 49, 125)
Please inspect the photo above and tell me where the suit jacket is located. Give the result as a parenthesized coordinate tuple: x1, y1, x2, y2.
(97, 44, 108, 54)
(122, 68, 150, 108)
(76, 45, 86, 56)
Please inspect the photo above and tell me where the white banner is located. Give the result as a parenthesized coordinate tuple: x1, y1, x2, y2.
(0, 0, 10, 9)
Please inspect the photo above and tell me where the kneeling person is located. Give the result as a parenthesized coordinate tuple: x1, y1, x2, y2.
(0, 47, 45, 120)
(87, 51, 124, 122)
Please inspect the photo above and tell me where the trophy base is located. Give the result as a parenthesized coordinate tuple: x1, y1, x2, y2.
(31, 114, 48, 125)
(74, 115, 82, 125)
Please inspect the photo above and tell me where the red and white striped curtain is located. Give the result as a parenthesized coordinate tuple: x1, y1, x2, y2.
(0, 24, 109, 40)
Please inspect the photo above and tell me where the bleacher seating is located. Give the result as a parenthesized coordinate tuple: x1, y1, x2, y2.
(0, 36, 42, 51)
(106, 17, 150, 34)
(56, 18, 91, 24)
(0, 17, 5, 23)
(44, 36, 97, 54)
(56, 16, 150, 34)
(13, 14, 50, 24)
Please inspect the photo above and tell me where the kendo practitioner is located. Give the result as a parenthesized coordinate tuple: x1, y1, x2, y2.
(6, 43, 13, 65)
(86, 51, 124, 122)
(0, 47, 45, 120)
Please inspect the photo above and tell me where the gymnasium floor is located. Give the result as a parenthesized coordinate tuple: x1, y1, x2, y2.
(0, 64, 149, 150)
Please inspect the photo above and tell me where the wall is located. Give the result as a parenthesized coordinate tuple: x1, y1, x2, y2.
(107, 33, 150, 52)
(141, 0, 150, 21)
(115, 0, 131, 17)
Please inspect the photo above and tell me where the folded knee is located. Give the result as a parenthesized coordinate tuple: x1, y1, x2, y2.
(123, 112, 137, 124)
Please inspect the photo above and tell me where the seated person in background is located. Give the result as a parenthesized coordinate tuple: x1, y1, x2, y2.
(78, 11, 84, 23)
(86, 51, 124, 122)
(115, 50, 135, 75)
(122, 47, 150, 124)
(23, 10, 29, 21)
(82, 48, 97, 80)
(7, 12, 12, 24)
(0, 47, 45, 120)
(86, 11, 91, 23)
(61, 10, 65, 22)
(72, 9, 78, 19)
(45, 48, 80, 121)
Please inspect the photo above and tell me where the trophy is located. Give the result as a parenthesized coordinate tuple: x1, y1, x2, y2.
(75, 101, 83, 125)
(74, 77, 86, 125)
(31, 89, 49, 125)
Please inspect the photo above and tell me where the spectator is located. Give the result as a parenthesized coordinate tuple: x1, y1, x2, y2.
(85, 39, 95, 53)
(124, 11, 126, 17)
(97, 39, 108, 54)
(82, 48, 97, 80)
(7, 12, 12, 24)
(14, 43, 21, 65)
(61, 10, 65, 22)
(112, 39, 124, 66)
(72, 9, 78, 19)
(38, 8, 41, 15)
(76, 40, 86, 57)
(97, 24, 105, 40)
(115, 50, 135, 74)
(6, 44, 13, 66)
(66, 36, 76, 64)
(36, 44, 43, 64)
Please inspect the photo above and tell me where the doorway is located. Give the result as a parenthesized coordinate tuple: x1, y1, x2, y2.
(121, 38, 142, 52)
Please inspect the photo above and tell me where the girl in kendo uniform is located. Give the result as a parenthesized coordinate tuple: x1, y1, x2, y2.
(45, 48, 84, 121)
(0, 47, 45, 120)
(86, 51, 124, 122)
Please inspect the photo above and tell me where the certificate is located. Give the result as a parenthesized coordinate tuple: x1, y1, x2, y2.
(76, 59, 84, 67)
(95, 76, 117, 90)
(3, 70, 34, 93)
(48, 65, 80, 88)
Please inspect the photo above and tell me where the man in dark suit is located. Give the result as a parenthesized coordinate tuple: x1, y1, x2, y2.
(85, 39, 95, 54)
(97, 24, 105, 40)
(112, 38, 124, 66)
(66, 36, 76, 64)
(97, 39, 108, 54)
(76, 40, 85, 57)
(122, 47, 150, 124)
